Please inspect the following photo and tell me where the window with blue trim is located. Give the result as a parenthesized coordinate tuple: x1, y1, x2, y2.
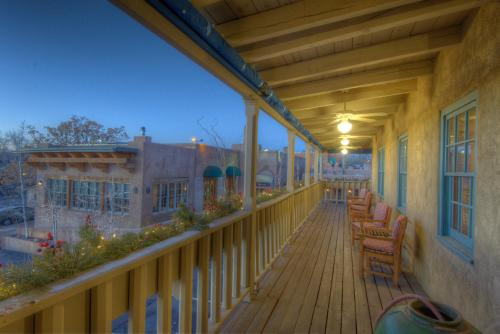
(397, 136, 408, 210)
(377, 148, 384, 196)
(439, 93, 477, 256)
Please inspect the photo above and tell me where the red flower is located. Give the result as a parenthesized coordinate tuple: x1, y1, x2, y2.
(47, 232, 53, 240)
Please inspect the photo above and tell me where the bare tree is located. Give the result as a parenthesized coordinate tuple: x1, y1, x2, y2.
(197, 117, 233, 196)
(6, 123, 30, 238)
(27, 115, 129, 146)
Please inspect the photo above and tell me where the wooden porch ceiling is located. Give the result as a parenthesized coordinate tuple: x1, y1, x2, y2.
(194, 0, 483, 150)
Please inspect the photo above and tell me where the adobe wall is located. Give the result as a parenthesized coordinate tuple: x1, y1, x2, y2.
(372, 3, 500, 330)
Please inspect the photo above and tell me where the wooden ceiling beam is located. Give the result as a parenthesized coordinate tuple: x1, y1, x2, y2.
(191, 0, 220, 8)
(294, 97, 404, 119)
(241, 0, 484, 62)
(217, 0, 420, 47)
(277, 60, 433, 101)
(262, 26, 461, 86)
(286, 80, 416, 111)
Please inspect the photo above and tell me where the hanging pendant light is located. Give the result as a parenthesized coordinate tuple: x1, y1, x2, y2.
(337, 101, 352, 134)
(341, 148, 348, 155)
(341, 137, 350, 146)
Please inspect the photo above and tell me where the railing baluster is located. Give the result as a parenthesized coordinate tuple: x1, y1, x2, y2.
(223, 225, 234, 310)
(158, 253, 172, 334)
(91, 281, 112, 333)
(129, 264, 147, 333)
(180, 243, 194, 334)
(211, 230, 223, 322)
(234, 221, 242, 298)
(197, 236, 210, 333)
(35, 303, 64, 333)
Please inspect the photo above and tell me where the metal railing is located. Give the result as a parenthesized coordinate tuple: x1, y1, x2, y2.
(0, 183, 323, 333)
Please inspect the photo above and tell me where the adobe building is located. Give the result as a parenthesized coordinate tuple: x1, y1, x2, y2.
(26, 136, 243, 240)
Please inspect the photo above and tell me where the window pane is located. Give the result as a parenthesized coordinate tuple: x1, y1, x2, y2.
(468, 109, 476, 140)
(447, 147, 455, 172)
(461, 177, 471, 205)
(457, 113, 466, 142)
(467, 142, 475, 172)
(452, 203, 459, 230)
(452, 177, 459, 202)
(447, 118, 455, 144)
(461, 207, 470, 236)
(456, 144, 465, 172)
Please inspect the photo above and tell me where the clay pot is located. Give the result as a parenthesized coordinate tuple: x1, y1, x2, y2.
(375, 298, 479, 333)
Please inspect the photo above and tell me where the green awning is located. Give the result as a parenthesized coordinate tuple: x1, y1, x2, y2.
(226, 166, 242, 177)
(256, 174, 273, 184)
(203, 165, 223, 178)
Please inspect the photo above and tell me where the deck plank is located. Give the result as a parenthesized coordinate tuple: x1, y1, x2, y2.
(220, 202, 427, 334)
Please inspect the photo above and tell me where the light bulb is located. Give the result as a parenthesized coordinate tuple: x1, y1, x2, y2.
(337, 119, 352, 133)
(341, 138, 350, 146)
(341, 148, 348, 155)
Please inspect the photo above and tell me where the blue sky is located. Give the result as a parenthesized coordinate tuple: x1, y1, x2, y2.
(0, 0, 303, 151)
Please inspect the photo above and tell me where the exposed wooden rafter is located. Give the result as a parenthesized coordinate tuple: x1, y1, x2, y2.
(294, 96, 406, 119)
(217, 0, 421, 46)
(239, 0, 484, 62)
(261, 26, 461, 86)
(276, 60, 433, 100)
(286, 80, 416, 111)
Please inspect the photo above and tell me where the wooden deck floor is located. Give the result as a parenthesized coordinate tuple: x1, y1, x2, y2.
(220, 202, 426, 334)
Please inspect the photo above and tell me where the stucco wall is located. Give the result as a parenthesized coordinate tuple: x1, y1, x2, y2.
(372, 3, 500, 330)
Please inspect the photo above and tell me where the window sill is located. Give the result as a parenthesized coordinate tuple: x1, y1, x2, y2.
(437, 235, 474, 265)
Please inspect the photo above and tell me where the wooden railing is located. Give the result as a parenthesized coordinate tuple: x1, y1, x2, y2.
(0, 183, 323, 333)
(322, 179, 371, 203)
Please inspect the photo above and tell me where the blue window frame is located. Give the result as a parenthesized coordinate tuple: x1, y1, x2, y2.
(397, 135, 408, 210)
(377, 148, 385, 196)
(439, 92, 477, 261)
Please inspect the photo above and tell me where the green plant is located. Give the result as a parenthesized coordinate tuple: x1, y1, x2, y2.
(0, 201, 243, 302)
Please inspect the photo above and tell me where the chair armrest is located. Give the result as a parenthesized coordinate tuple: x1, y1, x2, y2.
(363, 227, 392, 237)
(351, 212, 373, 220)
(358, 219, 386, 225)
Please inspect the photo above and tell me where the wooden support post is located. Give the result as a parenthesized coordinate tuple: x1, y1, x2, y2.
(319, 152, 323, 181)
(286, 130, 295, 192)
(158, 254, 172, 334)
(129, 265, 147, 333)
(180, 244, 194, 334)
(305, 143, 311, 186)
(243, 97, 259, 294)
(313, 148, 319, 183)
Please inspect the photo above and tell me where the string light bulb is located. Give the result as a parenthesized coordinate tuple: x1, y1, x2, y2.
(341, 148, 348, 155)
(341, 138, 350, 146)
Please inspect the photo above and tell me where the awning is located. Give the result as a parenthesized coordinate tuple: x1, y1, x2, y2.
(226, 166, 242, 177)
(256, 174, 273, 184)
(203, 165, 223, 178)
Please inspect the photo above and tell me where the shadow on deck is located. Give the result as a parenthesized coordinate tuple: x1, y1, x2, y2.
(220, 202, 425, 333)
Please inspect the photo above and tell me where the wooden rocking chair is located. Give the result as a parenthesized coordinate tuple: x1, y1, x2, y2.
(347, 188, 367, 205)
(351, 202, 392, 245)
(348, 191, 372, 223)
(359, 215, 408, 285)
